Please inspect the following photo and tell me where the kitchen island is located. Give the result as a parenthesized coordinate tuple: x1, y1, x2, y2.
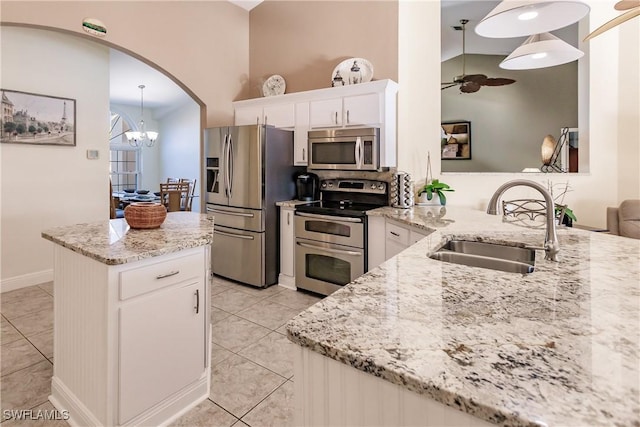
(287, 206, 639, 426)
(41, 212, 214, 427)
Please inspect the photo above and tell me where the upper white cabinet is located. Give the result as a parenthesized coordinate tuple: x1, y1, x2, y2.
(233, 79, 398, 167)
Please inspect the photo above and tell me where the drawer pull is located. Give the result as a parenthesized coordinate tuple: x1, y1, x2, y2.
(390, 231, 400, 237)
(156, 270, 180, 280)
(195, 289, 200, 314)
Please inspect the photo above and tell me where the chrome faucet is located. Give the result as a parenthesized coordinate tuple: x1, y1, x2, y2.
(486, 179, 560, 261)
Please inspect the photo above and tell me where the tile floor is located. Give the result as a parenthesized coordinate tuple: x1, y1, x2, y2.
(0, 277, 322, 426)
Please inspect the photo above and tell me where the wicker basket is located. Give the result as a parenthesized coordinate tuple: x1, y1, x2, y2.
(124, 203, 167, 229)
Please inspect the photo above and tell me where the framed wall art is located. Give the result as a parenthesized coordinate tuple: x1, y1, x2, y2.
(1, 89, 76, 146)
(441, 121, 471, 160)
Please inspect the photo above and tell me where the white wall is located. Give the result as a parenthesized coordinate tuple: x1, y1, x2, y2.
(398, 1, 639, 228)
(157, 101, 201, 212)
(109, 102, 161, 192)
(1, 27, 109, 291)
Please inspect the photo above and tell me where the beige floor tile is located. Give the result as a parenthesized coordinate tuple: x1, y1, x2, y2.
(235, 299, 302, 331)
(1, 316, 23, 345)
(1, 360, 53, 414)
(1, 338, 47, 376)
(37, 282, 54, 296)
(210, 342, 234, 367)
(211, 307, 232, 325)
(211, 289, 263, 315)
(275, 325, 289, 336)
(169, 398, 237, 427)
(210, 354, 286, 419)
(232, 421, 249, 427)
(211, 278, 232, 296)
(27, 329, 53, 359)
(2, 401, 70, 426)
(1, 287, 53, 321)
(264, 289, 322, 311)
(8, 309, 53, 338)
(231, 283, 283, 299)
(238, 332, 295, 378)
(211, 315, 270, 353)
(241, 380, 294, 427)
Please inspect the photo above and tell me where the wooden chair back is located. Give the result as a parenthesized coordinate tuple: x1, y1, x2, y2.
(160, 182, 190, 212)
(178, 178, 197, 212)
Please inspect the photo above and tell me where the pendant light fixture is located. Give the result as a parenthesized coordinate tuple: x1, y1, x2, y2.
(125, 84, 158, 148)
(500, 32, 584, 69)
(475, 0, 590, 38)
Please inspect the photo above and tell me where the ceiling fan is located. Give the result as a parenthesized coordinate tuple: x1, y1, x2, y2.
(441, 19, 516, 94)
(584, 0, 640, 41)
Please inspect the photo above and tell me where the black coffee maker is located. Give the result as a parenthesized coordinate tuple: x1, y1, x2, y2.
(296, 172, 319, 201)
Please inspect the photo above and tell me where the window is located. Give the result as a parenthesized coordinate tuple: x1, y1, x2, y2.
(110, 111, 141, 191)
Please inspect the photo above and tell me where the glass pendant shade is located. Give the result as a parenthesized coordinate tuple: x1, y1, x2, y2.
(125, 85, 158, 147)
(500, 32, 584, 70)
(475, 0, 590, 38)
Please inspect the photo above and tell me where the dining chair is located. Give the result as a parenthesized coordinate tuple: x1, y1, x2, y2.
(178, 178, 197, 212)
(159, 182, 190, 212)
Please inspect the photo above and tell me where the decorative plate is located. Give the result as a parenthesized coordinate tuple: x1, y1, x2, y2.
(262, 75, 286, 97)
(331, 58, 374, 86)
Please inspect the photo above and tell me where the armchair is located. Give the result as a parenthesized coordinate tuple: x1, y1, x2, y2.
(607, 200, 640, 239)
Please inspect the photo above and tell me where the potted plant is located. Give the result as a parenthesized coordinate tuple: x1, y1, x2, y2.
(549, 180, 577, 226)
(416, 152, 454, 206)
(418, 179, 454, 206)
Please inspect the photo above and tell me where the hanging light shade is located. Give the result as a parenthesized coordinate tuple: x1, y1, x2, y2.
(125, 84, 159, 148)
(500, 32, 584, 69)
(475, 0, 590, 38)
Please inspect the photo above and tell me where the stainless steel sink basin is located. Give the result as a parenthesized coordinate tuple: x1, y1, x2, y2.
(430, 240, 535, 274)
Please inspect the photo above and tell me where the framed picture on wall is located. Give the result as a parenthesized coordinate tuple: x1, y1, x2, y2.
(441, 121, 471, 160)
(0, 89, 76, 146)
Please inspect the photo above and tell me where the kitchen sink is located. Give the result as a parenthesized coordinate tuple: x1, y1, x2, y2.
(430, 240, 535, 274)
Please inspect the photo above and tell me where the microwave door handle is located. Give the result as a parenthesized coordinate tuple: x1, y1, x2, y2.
(356, 137, 363, 169)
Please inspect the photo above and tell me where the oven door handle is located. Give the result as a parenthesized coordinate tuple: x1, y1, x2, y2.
(295, 212, 363, 223)
(297, 241, 362, 257)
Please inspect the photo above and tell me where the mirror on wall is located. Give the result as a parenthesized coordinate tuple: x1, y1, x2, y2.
(440, 0, 584, 173)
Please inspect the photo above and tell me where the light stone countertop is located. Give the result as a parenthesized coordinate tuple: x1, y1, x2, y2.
(41, 212, 214, 265)
(287, 205, 640, 427)
(275, 199, 315, 207)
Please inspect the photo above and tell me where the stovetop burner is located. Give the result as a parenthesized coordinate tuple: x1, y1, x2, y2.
(295, 178, 389, 218)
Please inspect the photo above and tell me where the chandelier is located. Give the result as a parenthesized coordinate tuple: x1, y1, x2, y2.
(125, 84, 158, 147)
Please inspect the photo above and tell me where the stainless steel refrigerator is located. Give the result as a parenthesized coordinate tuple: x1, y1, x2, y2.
(204, 125, 302, 287)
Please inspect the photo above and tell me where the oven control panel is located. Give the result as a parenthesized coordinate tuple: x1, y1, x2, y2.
(320, 179, 387, 195)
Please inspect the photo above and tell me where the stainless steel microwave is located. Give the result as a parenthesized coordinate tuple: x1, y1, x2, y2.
(307, 128, 380, 171)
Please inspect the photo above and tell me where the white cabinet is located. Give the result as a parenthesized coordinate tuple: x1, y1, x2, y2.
(233, 79, 398, 167)
(309, 98, 343, 128)
(49, 246, 210, 427)
(294, 103, 310, 165)
(367, 216, 432, 270)
(279, 206, 296, 289)
(235, 104, 295, 128)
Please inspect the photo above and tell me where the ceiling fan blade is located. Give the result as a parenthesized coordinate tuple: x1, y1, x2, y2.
(615, 1, 640, 10)
(460, 81, 481, 93)
(441, 83, 459, 90)
(462, 74, 487, 83)
(481, 77, 516, 86)
(584, 7, 640, 41)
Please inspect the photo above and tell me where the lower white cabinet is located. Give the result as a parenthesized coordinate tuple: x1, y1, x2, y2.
(279, 206, 296, 289)
(368, 216, 431, 270)
(49, 245, 210, 427)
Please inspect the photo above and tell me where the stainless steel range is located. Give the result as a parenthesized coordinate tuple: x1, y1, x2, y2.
(294, 178, 388, 296)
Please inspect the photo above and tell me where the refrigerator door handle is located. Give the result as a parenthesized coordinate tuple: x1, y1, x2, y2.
(223, 133, 230, 198)
(214, 229, 254, 240)
(228, 133, 234, 198)
(207, 207, 254, 218)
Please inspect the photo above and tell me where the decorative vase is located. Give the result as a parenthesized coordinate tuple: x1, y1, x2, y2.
(124, 202, 167, 229)
(416, 192, 443, 206)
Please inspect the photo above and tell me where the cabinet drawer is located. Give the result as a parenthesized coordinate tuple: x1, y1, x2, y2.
(385, 222, 410, 246)
(119, 252, 203, 300)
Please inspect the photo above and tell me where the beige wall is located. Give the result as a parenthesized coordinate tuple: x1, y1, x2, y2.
(249, 0, 398, 98)
(1, 1, 249, 127)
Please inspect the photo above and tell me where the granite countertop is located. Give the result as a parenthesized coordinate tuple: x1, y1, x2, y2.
(276, 199, 315, 207)
(287, 205, 640, 427)
(42, 212, 214, 265)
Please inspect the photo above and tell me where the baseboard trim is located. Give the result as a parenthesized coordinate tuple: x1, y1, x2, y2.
(278, 274, 296, 291)
(1, 269, 53, 293)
